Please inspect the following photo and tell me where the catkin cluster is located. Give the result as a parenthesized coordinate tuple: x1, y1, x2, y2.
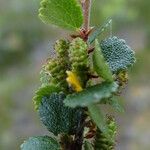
(43, 38, 89, 91)
(94, 117, 117, 150)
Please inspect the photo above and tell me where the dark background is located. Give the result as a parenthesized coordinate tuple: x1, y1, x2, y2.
(0, 0, 150, 149)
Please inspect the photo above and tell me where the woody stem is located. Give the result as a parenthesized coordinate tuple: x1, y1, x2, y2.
(81, 0, 92, 32)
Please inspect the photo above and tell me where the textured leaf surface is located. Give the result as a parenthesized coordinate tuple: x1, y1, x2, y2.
(33, 85, 61, 110)
(39, 92, 83, 135)
(88, 104, 109, 138)
(100, 36, 136, 73)
(64, 82, 118, 108)
(39, 0, 83, 30)
(88, 19, 112, 44)
(93, 39, 113, 82)
(21, 136, 60, 150)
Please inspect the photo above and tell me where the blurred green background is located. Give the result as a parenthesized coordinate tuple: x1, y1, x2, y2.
(0, 0, 150, 149)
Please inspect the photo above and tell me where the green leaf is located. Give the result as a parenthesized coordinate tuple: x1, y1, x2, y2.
(39, 92, 83, 135)
(100, 36, 136, 73)
(21, 136, 60, 150)
(33, 85, 61, 110)
(64, 82, 118, 108)
(88, 19, 112, 44)
(93, 39, 113, 82)
(102, 96, 125, 113)
(39, 0, 83, 30)
(110, 97, 124, 113)
(88, 104, 109, 138)
(84, 140, 94, 150)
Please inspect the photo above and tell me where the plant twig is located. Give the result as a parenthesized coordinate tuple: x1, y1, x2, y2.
(81, 0, 92, 32)
(71, 113, 86, 150)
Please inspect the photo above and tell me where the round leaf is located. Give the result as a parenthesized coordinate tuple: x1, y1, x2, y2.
(39, 92, 83, 135)
(39, 0, 83, 30)
(100, 36, 136, 73)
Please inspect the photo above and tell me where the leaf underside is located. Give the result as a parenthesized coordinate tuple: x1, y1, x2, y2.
(100, 36, 136, 73)
(93, 39, 113, 82)
(39, 0, 83, 30)
(64, 82, 118, 108)
(21, 136, 60, 150)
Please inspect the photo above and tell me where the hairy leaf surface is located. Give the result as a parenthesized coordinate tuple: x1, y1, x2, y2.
(100, 36, 136, 73)
(39, 92, 83, 135)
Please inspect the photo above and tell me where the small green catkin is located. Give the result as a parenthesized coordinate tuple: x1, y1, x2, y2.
(45, 58, 68, 91)
(40, 65, 51, 87)
(94, 117, 117, 150)
(54, 39, 69, 57)
(42, 39, 70, 91)
(69, 37, 88, 86)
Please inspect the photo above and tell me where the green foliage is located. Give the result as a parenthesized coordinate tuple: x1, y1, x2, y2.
(88, 19, 112, 44)
(33, 85, 60, 110)
(39, 0, 83, 30)
(84, 140, 94, 150)
(94, 117, 117, 150)
(69, 37, 89, 86)
(101, 96, 125, 113)
(100, 36, 136, 73)
(93, 39, 113, 82)
(39, 92, 83, 135)
(88, 104, 109, 138)
(64, 82, 118, 108)
(20, 0, 136, 149)
(21, 136, 60, 150)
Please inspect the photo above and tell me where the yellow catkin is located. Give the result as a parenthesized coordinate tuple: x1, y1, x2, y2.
(66, 71, 83, 92)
